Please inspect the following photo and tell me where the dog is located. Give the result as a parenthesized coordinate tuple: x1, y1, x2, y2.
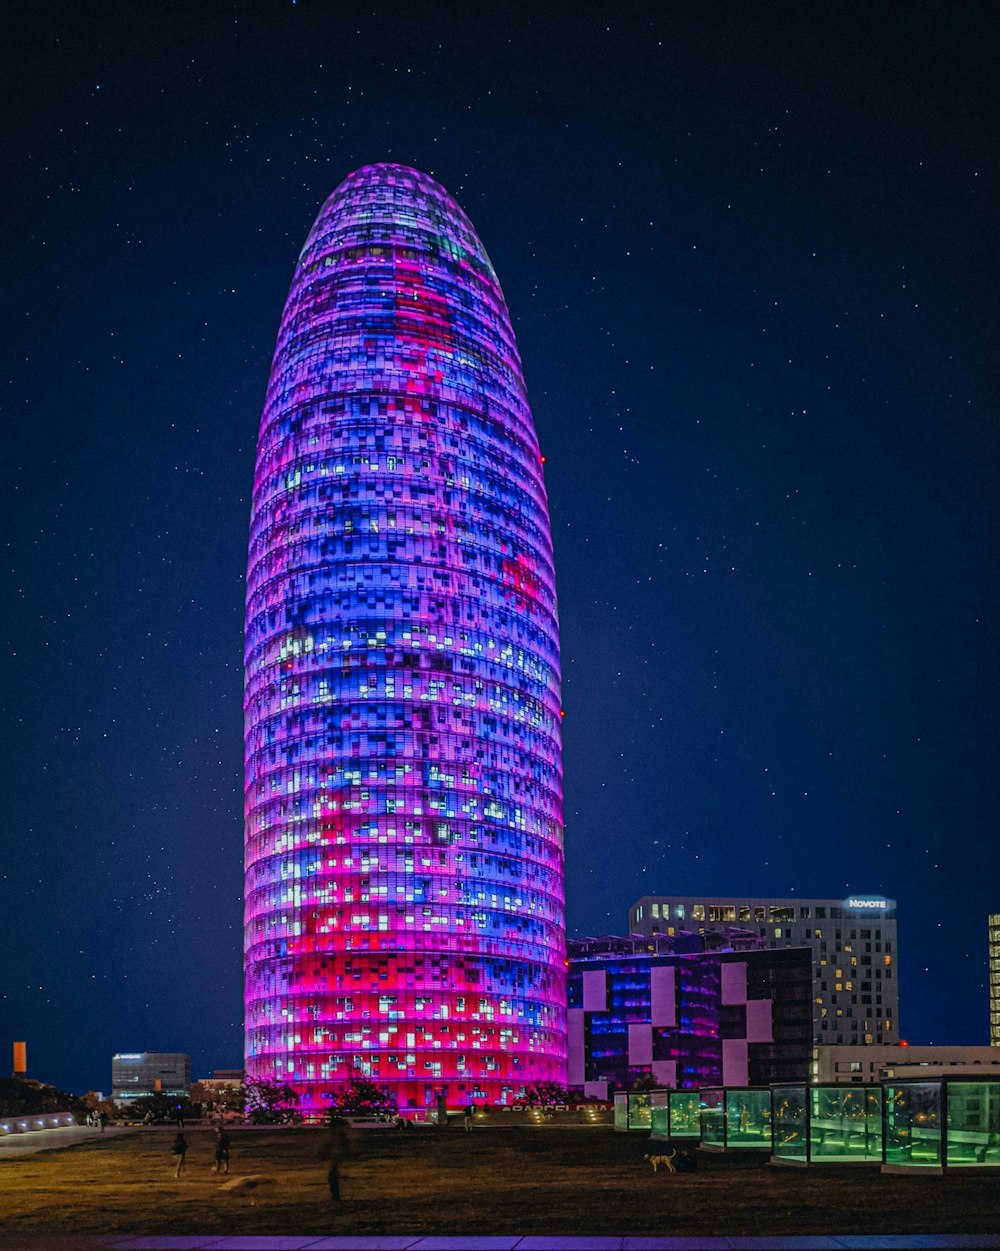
(644, 1151, 676, 1174)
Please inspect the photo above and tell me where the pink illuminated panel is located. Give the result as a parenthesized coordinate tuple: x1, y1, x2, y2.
(244, 165, 566, 1112)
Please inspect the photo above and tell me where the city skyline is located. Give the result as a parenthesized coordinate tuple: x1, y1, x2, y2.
(2, 5, 997, 1095)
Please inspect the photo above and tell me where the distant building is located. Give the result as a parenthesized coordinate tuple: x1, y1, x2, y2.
(629, 893, 898, 1045)
(567, 935, 813, 1097)
(111, 1052, 191, 1100)
(815, 1044, 1000, 1084)
(189, 1069, 244, 1114)
(989, 915, 1000, 1045)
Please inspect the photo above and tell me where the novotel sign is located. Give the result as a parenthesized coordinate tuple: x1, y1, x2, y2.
(846, 897, 888, 910)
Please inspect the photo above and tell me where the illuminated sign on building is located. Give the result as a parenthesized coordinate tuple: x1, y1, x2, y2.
(847, 897, 888, 910)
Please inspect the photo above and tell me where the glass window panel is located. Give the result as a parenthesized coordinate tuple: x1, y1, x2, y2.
(946, 1081, 1000, 1167)
(628, 1091, 652, 1130)
(668, 1090, 702, 1138)
(811, 1085, 881, 1162)
(772, 1084, 808, 1162)
(700, 1088, 725, 1148)
(649, 1089, 670, 1139)
(884, 1082, 942, 1167)
(725, 1089, 771, 1148)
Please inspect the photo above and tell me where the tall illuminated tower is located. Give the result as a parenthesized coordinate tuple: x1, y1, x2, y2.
(244, 165, 566, 1112)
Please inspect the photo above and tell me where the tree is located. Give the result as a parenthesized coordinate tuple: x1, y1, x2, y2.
(327, 1068, 397, 1119)
(243, 1077, 302, 1124)
(631, 1071, 658, 1092)
(190, 1080, 246, 1120)
(126, 1092, 194, 1123)
(522, 1080, 570, 1106)
(0, 1078, 86, 1119)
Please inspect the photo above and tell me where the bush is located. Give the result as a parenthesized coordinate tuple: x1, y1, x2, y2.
(326, 1069, 397, 1119)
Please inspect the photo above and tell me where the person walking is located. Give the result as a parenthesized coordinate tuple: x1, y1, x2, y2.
(463, 1103, 473, 1132)
(171, 1131, 188, 1178)
(98, 1110, 107, 1133)
(325, 1117, 353, 1203)
(212, 1126, 231, 1175)
(173, 1104, 185, 1129)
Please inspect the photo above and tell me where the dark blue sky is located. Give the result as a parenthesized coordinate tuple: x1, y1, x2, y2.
(2, 2, 997, 1094)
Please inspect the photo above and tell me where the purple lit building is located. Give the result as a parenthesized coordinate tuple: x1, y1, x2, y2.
(567, 936, 812, 1096)
(245, 165, 566, 1112)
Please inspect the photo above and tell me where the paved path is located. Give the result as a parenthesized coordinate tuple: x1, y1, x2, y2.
(0, 1126, 134, 1158)
(8, 1235, 999, 1250)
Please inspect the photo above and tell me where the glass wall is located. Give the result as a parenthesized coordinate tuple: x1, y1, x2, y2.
(726, 1088, 771, 1148)
(884, 1082, 942, 1169)
(628, 1091, 651, 1130)
(945, 1081, 1000, 1167)
(700, 1087, 725, 1149)
(650, 1089, 701, 1140)
(649, 1090, 669, 1139)
(811, 1086, 881, 1163)
(883, 1079, 1000, 1171)
(613, 1091, 651, 1131)
(771, 1084, 808, 1163)
(669, 1090, 702, 1138)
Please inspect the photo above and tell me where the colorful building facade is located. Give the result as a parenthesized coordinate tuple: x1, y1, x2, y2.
(245, 165, 566, 1111)
(567, 937, 812, 1095)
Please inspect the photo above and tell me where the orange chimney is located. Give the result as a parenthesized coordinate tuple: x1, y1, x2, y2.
(13, 1041, 27, 1077)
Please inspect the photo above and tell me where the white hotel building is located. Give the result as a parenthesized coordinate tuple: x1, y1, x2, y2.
(629, 894, 897, 1046)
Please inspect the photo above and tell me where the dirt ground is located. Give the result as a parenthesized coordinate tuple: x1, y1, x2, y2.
(1, 1125, 998, 1236)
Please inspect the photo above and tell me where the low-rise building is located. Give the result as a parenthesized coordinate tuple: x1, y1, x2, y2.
(567, 934, 813, 1098)
(815, 1044, 1000, 1084)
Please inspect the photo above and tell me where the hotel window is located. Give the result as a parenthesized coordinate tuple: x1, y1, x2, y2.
(709, 905, 736, 922)
(754, 907, 766, 922)
(770, 906, 794, 922)
(692, 905, 705, 922)
(652, 903, 660, 918)
(739, 906, 751, 922)
(675, 905, 686, 920)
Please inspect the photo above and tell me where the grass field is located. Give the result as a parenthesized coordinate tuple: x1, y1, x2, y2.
(1, 1125, 998, 1237)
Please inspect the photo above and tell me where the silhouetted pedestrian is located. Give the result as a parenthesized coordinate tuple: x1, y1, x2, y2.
(212, 1126, 231, 1175)
(464, 1104, 473, 1132)
(173, 1104, 185, 1128)
(171, 1132, 188, 1178)
(325, 1117, 353, 1203)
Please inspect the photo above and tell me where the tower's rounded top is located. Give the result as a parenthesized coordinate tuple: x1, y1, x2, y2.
(298, 163, 493, 277)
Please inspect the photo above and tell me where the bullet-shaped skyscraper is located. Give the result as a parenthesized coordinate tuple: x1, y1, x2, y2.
(245, 165, 566, 1112)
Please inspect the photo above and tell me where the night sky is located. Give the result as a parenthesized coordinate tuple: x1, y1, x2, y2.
(3, 3, 997, 1095)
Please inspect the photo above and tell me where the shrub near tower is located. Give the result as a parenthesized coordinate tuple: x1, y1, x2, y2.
(244, 165, 566, 1114)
